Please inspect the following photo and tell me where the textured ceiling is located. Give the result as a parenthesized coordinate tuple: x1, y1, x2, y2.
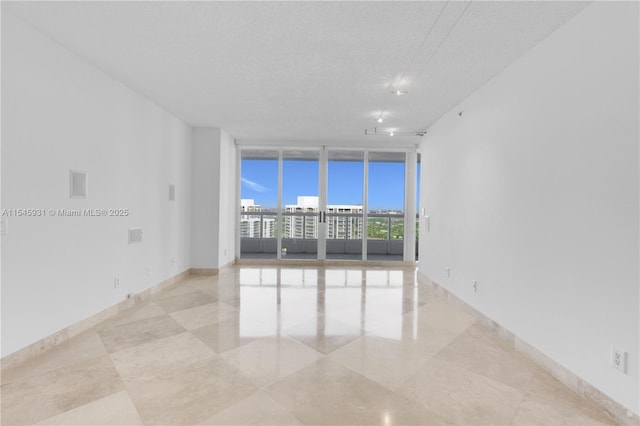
(4, 1, 589, 146)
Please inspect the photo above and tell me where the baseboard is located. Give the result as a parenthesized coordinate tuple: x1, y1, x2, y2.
(1, 268, 192, 372)
(191, 259, 237, 276)
(190, 268, 219, 275)
(416, 271, 639, 426)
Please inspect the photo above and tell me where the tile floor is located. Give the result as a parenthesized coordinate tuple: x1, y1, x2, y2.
(1, 265, 615, 425)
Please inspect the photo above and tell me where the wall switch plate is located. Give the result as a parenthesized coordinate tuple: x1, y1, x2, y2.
(113, 276, 120, 288)
(1, 217, 8, 235)
(425, 216, 430, 232)
(445, 267, 450, 278)
(611, 347, 627, 373)
(473, 280, 478, 292)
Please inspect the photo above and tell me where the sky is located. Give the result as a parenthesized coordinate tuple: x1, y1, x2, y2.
(241, 158, 420, 211)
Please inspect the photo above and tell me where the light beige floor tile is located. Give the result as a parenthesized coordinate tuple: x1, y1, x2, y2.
(0, 355, 124, 425)
(153, 290, 218, 313)
(151, 282, 202, 299)
(397, 357, 524, 425)
(328, 335, 433, 390)
(126, 356, 256, 425)
(169, 301, 239, 330)
(372, 298, 476, 342)
(325, 303, 402, 333)
(266, 358, 451, 425)
(97, 314, 186, 353)
(284, 316, 364, 354)
(432, 322, 539, 391)
(198, 391, 302, 425)
(1, 331, 107, 385)
(35, 390, 142, 425)
(101, 302, 167, 328)
(220, 335, 323, 387)
(512, 370, 615, 425)
(110, 331, 215, 385)
(192, 318, 275, 354)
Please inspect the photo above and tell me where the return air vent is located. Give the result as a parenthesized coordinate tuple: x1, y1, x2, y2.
(128, 228, 143, 244)
(69, 170, 87, 198)
(169, 184, 175, 201)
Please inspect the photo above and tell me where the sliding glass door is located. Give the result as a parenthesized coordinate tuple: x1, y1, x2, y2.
(367, 152, 405, 261)
(239, 147, 415, 262)
(281, 150, 320, 260)
(326, 151, 364, 260)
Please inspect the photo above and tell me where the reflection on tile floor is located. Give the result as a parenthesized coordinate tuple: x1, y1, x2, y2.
(1, 266, 615, 425)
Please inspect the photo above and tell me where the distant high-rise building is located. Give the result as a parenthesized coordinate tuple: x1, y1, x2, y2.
(283, 196, 362, 239)
(240, 199, 275, 238)
(241, 197, 364, 239)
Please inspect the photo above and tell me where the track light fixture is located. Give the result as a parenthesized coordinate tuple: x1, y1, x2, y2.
(391, 89, 408, 96)
(364, 128, 426, 137)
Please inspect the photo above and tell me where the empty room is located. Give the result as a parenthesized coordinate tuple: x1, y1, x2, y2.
(1, 1, 638, 425)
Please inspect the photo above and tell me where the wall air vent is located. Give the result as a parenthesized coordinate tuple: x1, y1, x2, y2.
(128, 228, 143, 244)
(69, 170, 88, 198)
(169, 184, 175, 201)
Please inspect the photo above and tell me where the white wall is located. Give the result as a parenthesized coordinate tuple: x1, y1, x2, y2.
(217, 129, 237, 267)
(190, 127, 237, 269)
(419, 2, 638, 413)
(191, 128, 221, 269)
(1, 11, 192, 357)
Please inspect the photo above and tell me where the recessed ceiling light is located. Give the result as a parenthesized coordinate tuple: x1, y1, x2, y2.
(377, 117, 384, 123)
(392, 89, 408, 96)
(389, 132, 395, 136)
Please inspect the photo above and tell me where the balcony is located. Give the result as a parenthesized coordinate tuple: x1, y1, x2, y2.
(240, 212, 411, 261)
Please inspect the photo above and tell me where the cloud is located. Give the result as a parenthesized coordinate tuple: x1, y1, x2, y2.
(241, 178, 270, 193)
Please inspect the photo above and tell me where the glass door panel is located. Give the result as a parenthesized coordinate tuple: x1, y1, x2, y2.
(240, 150, 279, 259)
(326, 151, 364, 260)
(281, 150, 320, 260)
(367, 152, 405, 261)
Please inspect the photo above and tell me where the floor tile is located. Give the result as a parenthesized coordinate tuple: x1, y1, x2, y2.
(153, 290, 219, 313)
(266, 358, 450, 425)
(284, 316, 364, 355)
(328, 335, 433, 390)
(220, 335, 323, 387)
(102, 302, 167, 328)
(109, 331, 215, 386)
(397, 357, 524, 425)
(432, 322, 539, 391)
(126, 356, 256, 425)
(169, 301, 239, 330)
(192, 318, 275, 354)
(34, 390, 142, 425)
(197, 390, 302, 425)
(97, 314, 186, 353)
(1, 331, 107, 385)
(0, 355, 124, 425)
(512, 370, 615, 425)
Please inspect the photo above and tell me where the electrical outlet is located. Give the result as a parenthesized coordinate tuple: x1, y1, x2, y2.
(126, 292, 134, 299)
(611, 347, 627, 373)
(473, 280, 478, 292)
(445, 268, 450, 278)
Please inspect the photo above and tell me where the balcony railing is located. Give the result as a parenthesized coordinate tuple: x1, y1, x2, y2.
(240, 211, 412, 259)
